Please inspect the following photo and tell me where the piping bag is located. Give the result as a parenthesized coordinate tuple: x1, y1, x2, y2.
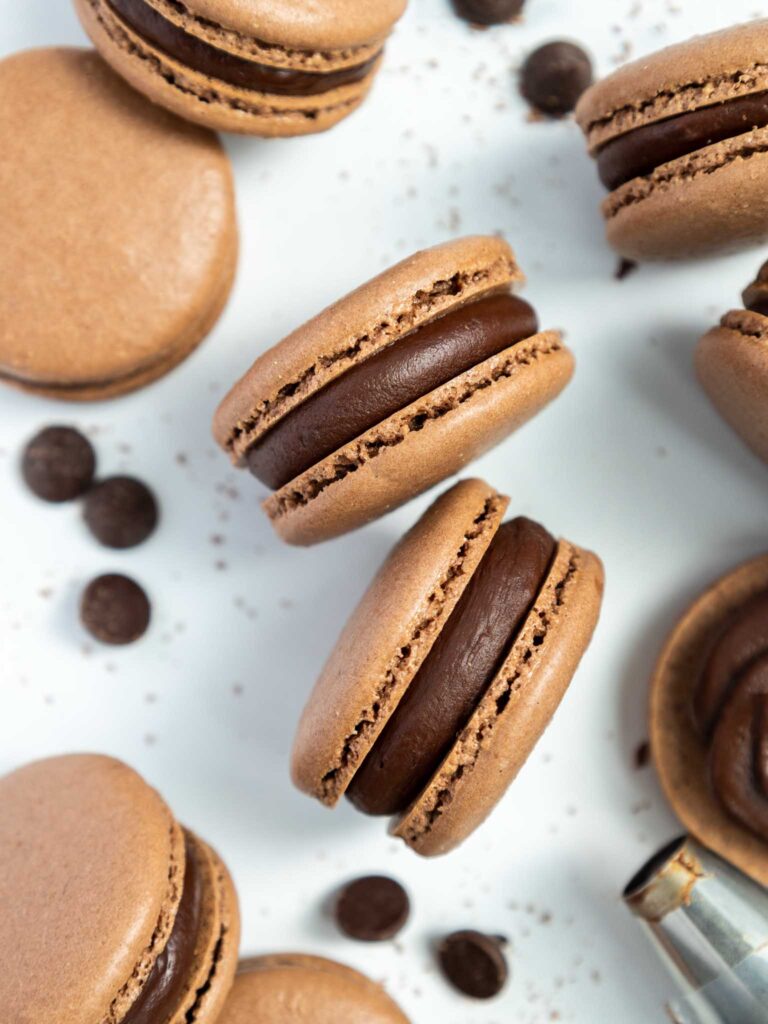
(623, 836, 768, 1023)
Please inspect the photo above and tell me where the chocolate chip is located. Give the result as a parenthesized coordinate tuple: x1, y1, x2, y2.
(335, 876, 410, 942)
(83, 476, 158, 549)
(80, 574, 151, 645)
(21, 426, 96, 502)
(437, 930, 509, 999)
(453, 0, 524, 25)
(520, 41, 593, 116)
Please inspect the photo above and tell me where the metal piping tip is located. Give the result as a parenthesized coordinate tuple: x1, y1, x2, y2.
(623, 837, 768, 1023)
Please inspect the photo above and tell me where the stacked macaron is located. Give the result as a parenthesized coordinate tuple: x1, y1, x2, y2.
(75, 0, 407, 136)
(292, 479, 604, 855)
(214, 236, 574, 545)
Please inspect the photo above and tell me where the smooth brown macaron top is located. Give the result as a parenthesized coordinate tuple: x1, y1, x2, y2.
(177, 0, 408, 51)
(0, 47, 237, 399)
(219, 955, 409, 1024)
(292, 479, 604, 856)
(650, 554, 768, 888)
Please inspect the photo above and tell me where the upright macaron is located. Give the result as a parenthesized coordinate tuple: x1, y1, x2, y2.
(219, 956, 409, 1023)
(650, 555, 768, 888)
(75, 0, 407, 136)
(577, 20, 768, 260)
(0, 48, 237, 401)
(214, 237, 574, 546)
(0, 754, 240, 1024)
(696, 259, 768, 465)
(292, 478, 604, 856)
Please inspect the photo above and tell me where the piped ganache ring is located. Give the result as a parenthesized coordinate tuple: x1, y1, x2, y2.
(291, 479, 604, 856)
(74, 0, 407, 136)
(696, 260, 768, 465)
(576, 20, 768, 260)
(213, 237, 574, 546)
(651, 554, 768, 888)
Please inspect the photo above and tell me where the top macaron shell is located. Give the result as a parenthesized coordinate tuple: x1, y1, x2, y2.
(214, 236, 573, 545)
(220, 955, 409, 1024)
(0, 754, 184, 1024)
(576, 20, 768, 260)
(292, 479, 604, 856)
(0, 47, 237, 400)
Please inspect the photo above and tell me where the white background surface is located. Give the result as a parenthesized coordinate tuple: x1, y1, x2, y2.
(3, 1, 768, 1020)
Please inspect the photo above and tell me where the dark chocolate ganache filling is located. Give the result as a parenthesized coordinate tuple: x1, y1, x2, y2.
(123, 832, 206, 1024)
(247, 292, 539, 490)
(107, 0, 380, 96)
(596, 91, 768, 191)
(347, 517, 555, 817)
(694, 590, 768, 843)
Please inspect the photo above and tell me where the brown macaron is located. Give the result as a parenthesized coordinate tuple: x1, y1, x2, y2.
(218, 956, 409, 1023)
(0, 753, 240, 1024)
(291, 478, 604, 856)
(214, 237, 574, 546)
(650, 555, 768, 888)
(0, 47, 237, 401)
(696, 260, 768, 465)
(75, 0, 406, 137)
(576, 20, 768, 260)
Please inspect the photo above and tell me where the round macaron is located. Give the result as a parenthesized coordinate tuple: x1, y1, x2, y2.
(74, 0, 407, 137)
(219, 955, 409, 1024)
(696, 260, 768, 465)
(0, 47, 237, 401)
(214, 236, 574, 546)
(291, 478, 604, 856)
(576, 20, 768, 260)
(0, 753, 240, 1024)
(650, 554, 768, 888)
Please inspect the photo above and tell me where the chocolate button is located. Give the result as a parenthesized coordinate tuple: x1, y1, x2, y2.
(83, 476, 158, 549)
(22, 426, 96, 502)
(80, 574, 151, 645)
(437, 930, 509, 999)
(452, 0, 524, 25)
(521, 41, 593, 116)
(335, 876, 410, 942)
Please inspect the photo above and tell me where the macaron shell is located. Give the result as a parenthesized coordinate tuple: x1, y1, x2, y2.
(395, 541, 604, 857)
(264, 331, 572, 546)
(696, 311, 768, 464)
(602, 130, 768, 260)
(576, 20, 768, 151)
(77, 1, 378, 137)
(219, 955, 409, 1023)
(650, 554, 768, 887)
(0, 47, 236, 398)
(291, 479, 509, 805)
(214, 236, 523, 461)
(0, 754, 184, 1024)
(181, 0, 407, 51)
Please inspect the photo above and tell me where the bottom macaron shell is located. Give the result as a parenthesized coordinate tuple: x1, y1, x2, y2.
(650, 554, 768, 888)
(219, 955, 409, 1024)
(394, 540, 604, 857)
(696, 312, 768, 465)
(603, 129, 768, 260)
(3, 239, 237, 401)
(265, 332, 572, 546)
(77, 0, 377, 137)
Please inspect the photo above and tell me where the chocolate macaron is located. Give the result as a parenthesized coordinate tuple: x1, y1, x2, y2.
(577, 20, 768, 260)
(696, 260, 768, 465)
(0, 753, 240, 1023)
(75, 0, 406, 137)
(219, 956, 409, 1023)
(651, 555, 768, 887)
(214, 237, 574, 546)
(292, 479, 604, 856)
(0, 48, 236, 401)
